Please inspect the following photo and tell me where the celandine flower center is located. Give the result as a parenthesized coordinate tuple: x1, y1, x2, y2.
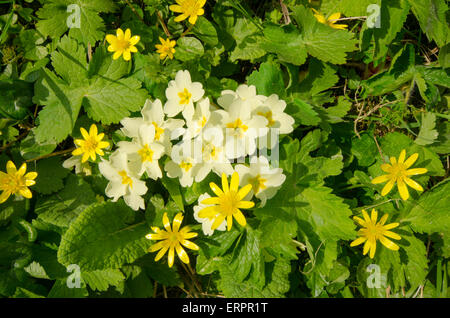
(219, 191, 240, 216)
(116, 39, 131, 51)
(84, 137, 99, 152)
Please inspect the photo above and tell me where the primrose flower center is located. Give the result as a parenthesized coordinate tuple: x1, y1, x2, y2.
(118, 170, 133, 188)
(179, 160, 193, 172)
(138, 144, 154, 163)
(197, 116, 207, 130)
(248, 174, 267, 194)
(226, 118, 248, 137)
(257, 111, 276, 127)
(152, 122, 164, 141)
(178, 88, 192, 105)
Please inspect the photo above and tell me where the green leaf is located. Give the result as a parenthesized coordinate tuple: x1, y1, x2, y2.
(0, 79, 34, 120)
(51, 35, 87, 85)
(287, 98, 321, 126)
(33, 157, 70, 195)
(291, 5, 358, 64)
(36, 0, 117, 45)
(192, 16, 218, 46)
(175, 37, 204, 61)
(247, 60, 285, 97)
(161, 176, 184, 212)
(229, 18, 266, 62)
(20, 131, 57, 160)
(15, 29, 48, 61)
(261, 23, 307, 66)
(351, 133, 378, 167)
(35, 174, 97, 229)
(81, 269, 125, 292)
(57, 201, 152, 271)
(297, 58, 339, 96)
(408, 0, 448, 47)
(415, 112, 439, 146)
(47, 278, 88, 298)
(320, 0, 381, 16)
(217, 256, 290, 298)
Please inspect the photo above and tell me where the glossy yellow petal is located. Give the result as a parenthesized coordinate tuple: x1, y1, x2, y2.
(383, 230, 401, 240)
(327, 12, 341, 21)
(169, 4, 183, 13)
(370, 209, 378, 222)
(230, 172, 239, 192)
(116, 28, 124, 40)
(19, 188, 32, 199)
(371, 174, 390, 184)
(397, 179, 409, 200)
(381, 164, 392, 173)
(167, 247, 175, 267)
(389, 156, 397, 165)
(233, 209, 247, 227)
(105, 34, 116, 44)
(17, 163, 27, 176)
(176, 244, 190, 264)
(405, 168, 427, 176)
(362, 240, 371, 255)
(378, 213, 389, 225)
(404, 153, 419, 169)
(221, 173, 229, 193)
(123, 49, 131, 61)
(403, 177, 423, 192)
(211, 214, 226, 230)
(0, 190, 11, 203)
(237, 184, 253, 200)
(226, 215, 233, 231)
(188, 14, 198, 25)
(237, 200, 254, 209)
(154, 245, 169, 262)
(129, 35, 140, 46)
(398, 149, 406, 164)
(383, 222, 399, 230)
(89, 124, 98, 137)
(80, 127, 89, 140)
(362, 209, 371, 223)
(149, 240, 167, 252)
(353, 216, 366, 227)
(379, 236, 399, 251)
(180, 239, 199, 251)
(209, 182, 224, 196)
(369, 240, 377, 258)
(381, 179, 396, 196)
(350, 236, 367, 247)
(163, 213, 172, 232)
(174, 13, 188, 22)
(72, 148, 83, 156)
(81, 152, 90, 163)
(172, 213, 184, 232)
(25, 180, 36, 187)
(6, 161, 17, 174)
(198, 206, 218, 218)
(24, 171, 37, 180)
(113, 50, 123, 60)
(201, 197, 220, 205)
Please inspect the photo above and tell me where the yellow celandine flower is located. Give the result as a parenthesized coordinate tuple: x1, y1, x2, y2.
(371, 149, 428, 201)
(311, 9, 347, 30)
(105, 28, 140, 61)
(0, 161, 37, 204)
(169, 0, 206, 25)
(72, 124, 109, 163)
(198, 172, 255, 231)
(146, 212, 199, 268)
(350, 209, 401, 259)
(155, 37, 176, 60)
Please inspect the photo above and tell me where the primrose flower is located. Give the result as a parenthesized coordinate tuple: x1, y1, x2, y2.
(371, 149, 427, 201)
(164, 140, 198, 187)
(184, 98, 212, 139)
(146, 212, 199, 268)
(169, 0, 206, 25)
(121, 99, 185, 154)
(117, 124, 165, 180)
(197, 172, 255, 231)
(155, 37, 176, 60)
(350, 209, 401, 259)
(164, 70, 205, 121)
(62, 156, 92, 176)
(218, 84, 266, 111)
(0, 161, 37, 203)
(72, 124, 109, 163)
(106, 28, 140, 61)
(235, 156, 286, 206)
(98, 151, 147, 211)
(312, 9, 347, 30)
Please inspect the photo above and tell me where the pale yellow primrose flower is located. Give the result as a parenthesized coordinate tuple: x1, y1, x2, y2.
(155, 37, 176, 60)
(146, 212, 199, 268)
(0, 161, 37, 203)
(371, 149, 427, 201)
(106, 28, 140, 61)
(350, 209, 401, 259)
(169, 0, 206, 25)
(72, 124, 109, 163)
(312, 9, 348, 30)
